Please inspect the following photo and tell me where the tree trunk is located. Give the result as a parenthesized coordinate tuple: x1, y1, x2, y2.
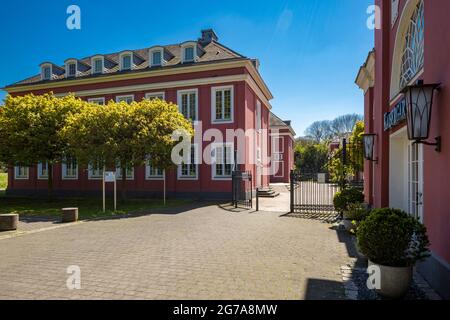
(121, 166, 127, 202)
(47, 163, 54, 201)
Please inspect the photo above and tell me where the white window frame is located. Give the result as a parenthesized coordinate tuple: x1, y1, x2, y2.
(211, 85, 234, 124)
(211, 143, 234, 180)
(65, 60, 77, 78)
(272, 136, 284, 154)
(145, 92, 165, 101)
(88, 162, 104, 180)
(88, 97, 106, 105)
(37, 162, 49, 180)
(177, 89, 198, 122)
(177, 144, 199, 180)
(62, 157, 78, 180)
(41, 64, 52, 81)
(273, 161, 284, 178)
(14, 166, 29, 180)
(91, 56, 104, 75)
(119, 52, 133, 71)
(145, 161, 165, 181)
(116, 95, 135, 103)
(181, 42, 198, 63)
(116, 165, 135, 181)
(149, 48, 164, 67)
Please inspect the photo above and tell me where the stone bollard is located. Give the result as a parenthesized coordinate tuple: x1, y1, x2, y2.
(0, 214, 19, 231)
(62, 208, 79, 223)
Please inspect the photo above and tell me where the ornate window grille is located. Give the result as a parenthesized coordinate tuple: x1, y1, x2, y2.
(400, 0, 424, 89)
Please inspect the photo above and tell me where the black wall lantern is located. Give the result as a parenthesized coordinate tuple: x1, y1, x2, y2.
(362, 134, 377, 162)
(402, 80, 441, 152)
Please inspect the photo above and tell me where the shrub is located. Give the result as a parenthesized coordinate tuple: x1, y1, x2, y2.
(356, 208, 430, 267)
(343, 202, 370, 221)
(333, 187, 364, 212)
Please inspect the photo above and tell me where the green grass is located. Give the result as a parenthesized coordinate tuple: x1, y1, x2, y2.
(0, 173, 7, 190)
(0, 195, 191, 220)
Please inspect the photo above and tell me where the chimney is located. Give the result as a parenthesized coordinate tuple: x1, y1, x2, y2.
(199, 29, 218, 46)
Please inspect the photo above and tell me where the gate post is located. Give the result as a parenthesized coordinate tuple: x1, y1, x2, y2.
(290, 171, 294, 213)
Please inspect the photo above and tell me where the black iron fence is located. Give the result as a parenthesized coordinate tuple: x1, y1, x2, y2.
(290, 171, 339, 214)
(231, 171, 253, 209)
(290, 138, 364, 214)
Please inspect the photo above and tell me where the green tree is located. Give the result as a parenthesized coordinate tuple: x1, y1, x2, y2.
(0, 93, 84, 198)
(327, 121, 364, 185)
(62, 98, 193, 202)
(295, 141, 329, 173)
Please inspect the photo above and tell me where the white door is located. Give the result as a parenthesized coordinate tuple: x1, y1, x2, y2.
(408, 143, 424, 222)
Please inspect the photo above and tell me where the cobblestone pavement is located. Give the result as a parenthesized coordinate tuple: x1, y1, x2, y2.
(0, 204, 351, 300)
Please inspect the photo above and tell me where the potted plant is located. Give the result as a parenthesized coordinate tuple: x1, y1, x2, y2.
(334, 187, 365, 230)
(342, 202, 369, 232)
(356, 208, 430, 299)
(333, 187, 364, 213)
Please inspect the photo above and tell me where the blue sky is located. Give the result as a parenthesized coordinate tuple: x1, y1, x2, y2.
(0, 0, 373, 136)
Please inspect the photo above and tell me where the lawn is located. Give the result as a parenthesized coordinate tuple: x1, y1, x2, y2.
(0, 195, 191, 220)
(0, 173, 7, 190)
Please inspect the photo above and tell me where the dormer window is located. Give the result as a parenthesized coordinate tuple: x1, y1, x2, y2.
(181, 42, 198, 63)
(65, 60, 77, 78)
(151, 50, 162, 66)
(184, 46, 195, 62)
(92, 56, 104, 74)
(41, 65, 52, 80)
(120, 53, 133, 71)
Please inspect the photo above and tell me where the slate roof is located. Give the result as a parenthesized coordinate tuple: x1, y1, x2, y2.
(7, 30, 248, 88)
(270, 112, 296, 136)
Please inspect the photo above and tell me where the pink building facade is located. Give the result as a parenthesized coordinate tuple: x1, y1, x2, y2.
(269, 113, 296, 184)
(4, 30, 283, 200)
(356, 0, 450, 298)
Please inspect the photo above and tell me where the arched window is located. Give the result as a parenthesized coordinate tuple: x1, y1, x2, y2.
(400, 0, 424, 89)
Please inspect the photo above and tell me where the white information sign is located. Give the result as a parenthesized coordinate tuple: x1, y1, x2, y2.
(104, 171, 116, 183)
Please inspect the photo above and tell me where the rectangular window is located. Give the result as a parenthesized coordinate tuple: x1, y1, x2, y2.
(184, 47, 194, 62)
(212, 86, 233, 122)
(122, 55, 132, 70)
(273, 161, 284, 178)
(88, 162, 104, 180)
(68, 63, 76, 77)
(146, 162, 164, 180)
(145, 92, 165, 101)
(152, 51, 162, 66)
(178, 145, 198, 180)
(116, 95, 134, 104)
(116, 164, 134, 180)
(88, 98, 105, 105)
(272, 136, 284, 153)
(37, 162, 49, 180)
(62, 156, 78, 180)
(14, 166, 29, 180)
(42, 66, 51, 80)
(93, 59, 103, 74)
(213, 144, 233, 179)
(178, 90, 197, 121)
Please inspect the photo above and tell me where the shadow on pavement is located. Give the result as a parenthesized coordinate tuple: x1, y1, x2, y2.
(304, 278, 346, 300)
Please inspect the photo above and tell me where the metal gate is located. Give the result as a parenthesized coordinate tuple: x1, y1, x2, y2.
(290, 138, 364, 214)
(290, 171, 339, 214)
(231, 171, 253, 209)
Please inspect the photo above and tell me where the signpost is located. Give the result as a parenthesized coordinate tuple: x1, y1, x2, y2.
(103, 170, 117, 212)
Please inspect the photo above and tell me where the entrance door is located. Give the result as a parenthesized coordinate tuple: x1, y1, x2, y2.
(408, 143, 424, 222)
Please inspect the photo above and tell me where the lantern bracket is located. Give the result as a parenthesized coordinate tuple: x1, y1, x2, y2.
(413, 136, 441, 153)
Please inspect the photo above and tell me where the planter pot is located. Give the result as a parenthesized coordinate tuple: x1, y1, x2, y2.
(342, 219, 357, 232)
(62, 208, 78, 223)
(0, 214, 19, 231)
(369, 260, 413, 299)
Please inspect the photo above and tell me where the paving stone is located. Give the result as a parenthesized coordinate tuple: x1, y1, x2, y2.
(0, 203, 353, 300)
